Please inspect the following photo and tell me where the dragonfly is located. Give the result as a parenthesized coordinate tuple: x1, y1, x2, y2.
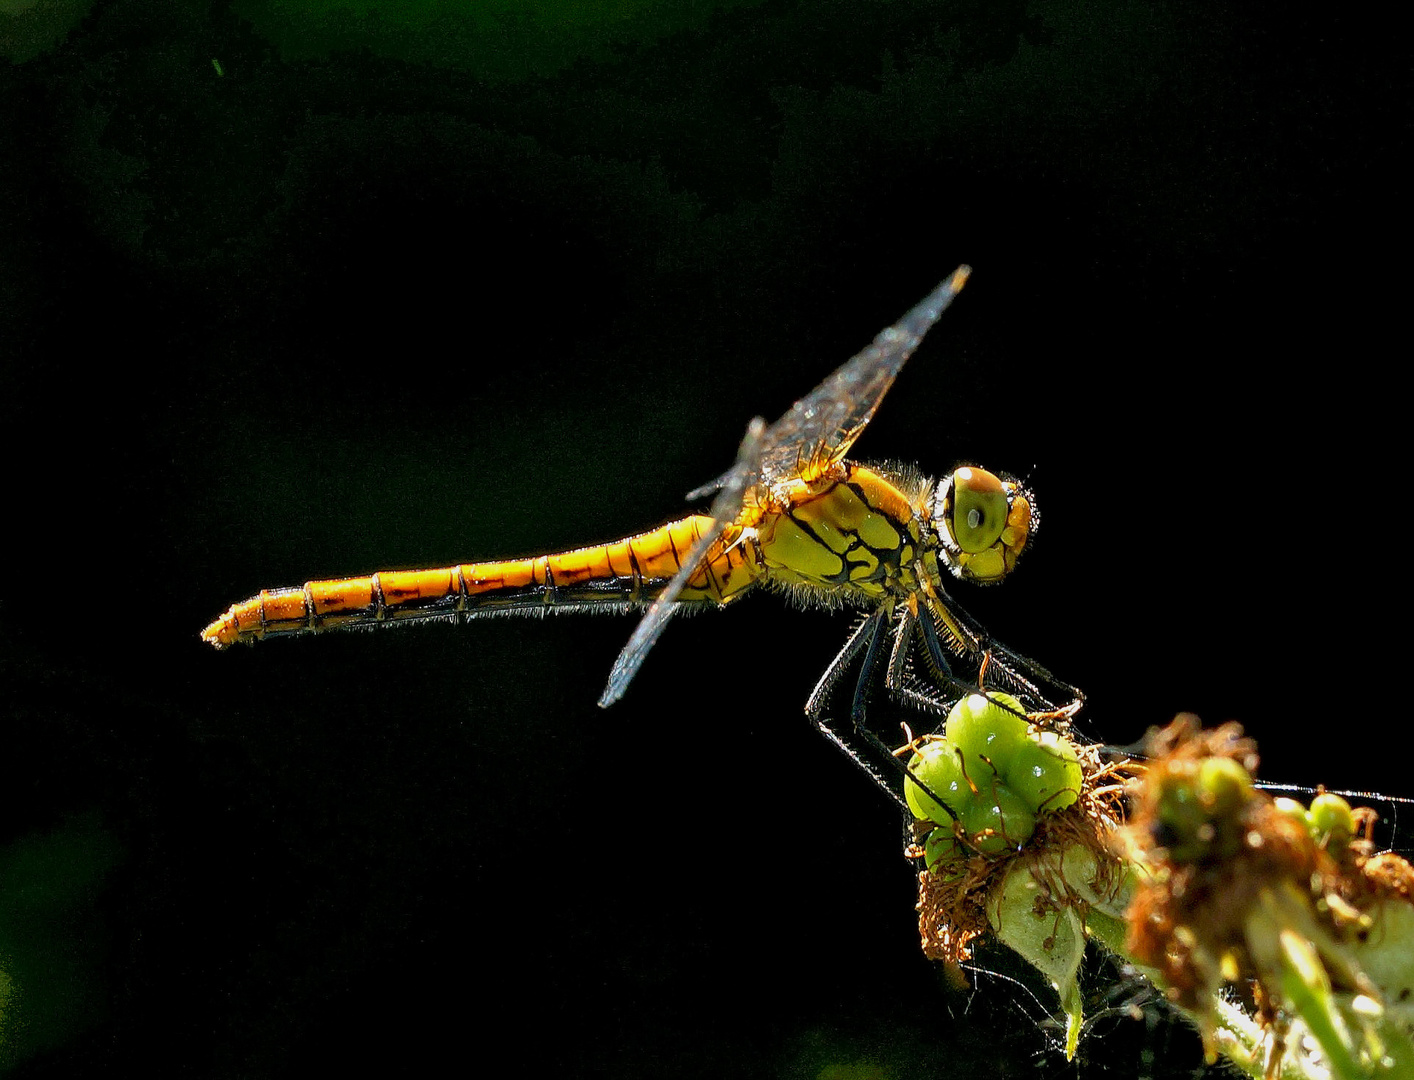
(202, 266, 1081, 805)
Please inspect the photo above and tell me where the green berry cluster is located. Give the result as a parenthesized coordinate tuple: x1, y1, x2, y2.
(1153, 755, 1255, 862)
(905, 692, 1083, 868)
(1274, 791, 1357, 852)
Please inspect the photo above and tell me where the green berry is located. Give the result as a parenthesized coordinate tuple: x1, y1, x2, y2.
(1273, 796, 1308, 825)
(945, 692, 1030, 778)
(1197, 756, 1253, 818)
(1006, 730, 1083, 813)
(1308, 792, 1355, 847)
(904, 738, 970, 823)
(959, 782, 1037, 855)
(923, 826, 965, 871)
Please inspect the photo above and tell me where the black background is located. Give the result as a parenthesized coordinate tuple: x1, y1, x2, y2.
(1, 0, 1406, 1075)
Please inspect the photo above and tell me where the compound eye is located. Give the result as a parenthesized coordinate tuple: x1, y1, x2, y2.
(950, 467, 1009, 553)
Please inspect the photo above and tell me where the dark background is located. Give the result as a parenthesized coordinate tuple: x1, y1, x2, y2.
(1, 0, 1406, 1075)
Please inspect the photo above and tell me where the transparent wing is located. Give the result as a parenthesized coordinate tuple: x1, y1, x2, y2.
(599, 266, 970, 706)
(758, 264, 971, 485)
(597, 419, 765, 708)
(689, 266, 971, 500)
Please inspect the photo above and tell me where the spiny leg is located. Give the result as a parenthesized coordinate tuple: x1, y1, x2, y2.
(804, 610, 879, 719)
(920, 592, 1085, 721)
(806, 608, 958, 820)
(882, 604, 1006, 719)
(889, 607, 964, 717)
(980, 635, 1085, 721)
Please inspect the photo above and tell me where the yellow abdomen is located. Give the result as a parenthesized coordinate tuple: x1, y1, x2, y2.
(202, 515, 762, 648)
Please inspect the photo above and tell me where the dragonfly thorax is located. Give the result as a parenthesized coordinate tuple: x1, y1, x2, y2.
(751, 463, 934, 605)
(929, 466, 1035, 585)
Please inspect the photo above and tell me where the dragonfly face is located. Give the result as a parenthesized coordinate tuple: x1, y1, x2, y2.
(203, 266, 1082, 806)
(931, 466, 1036, 585)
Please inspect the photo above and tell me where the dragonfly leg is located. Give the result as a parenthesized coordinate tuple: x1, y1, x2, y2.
(804, 608, 959, 820)
(882, 605, 958, 717)
(809, 713, 909, 810)
(804, 611, 879, 719)
(913, 606, 954, 683)
(923, 591, 1085, 721)
(912, 610, 1033, 720)
(805, 610, 909, 808)
(847, 607, 891, 727)
(981, 636, 1086, 721)
(885, 604, 916, 696)
(890, 609, 967, 714)
(884, 608, 998, 717)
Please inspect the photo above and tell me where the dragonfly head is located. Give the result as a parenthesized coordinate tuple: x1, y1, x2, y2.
(931, 466, 1035, 584)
